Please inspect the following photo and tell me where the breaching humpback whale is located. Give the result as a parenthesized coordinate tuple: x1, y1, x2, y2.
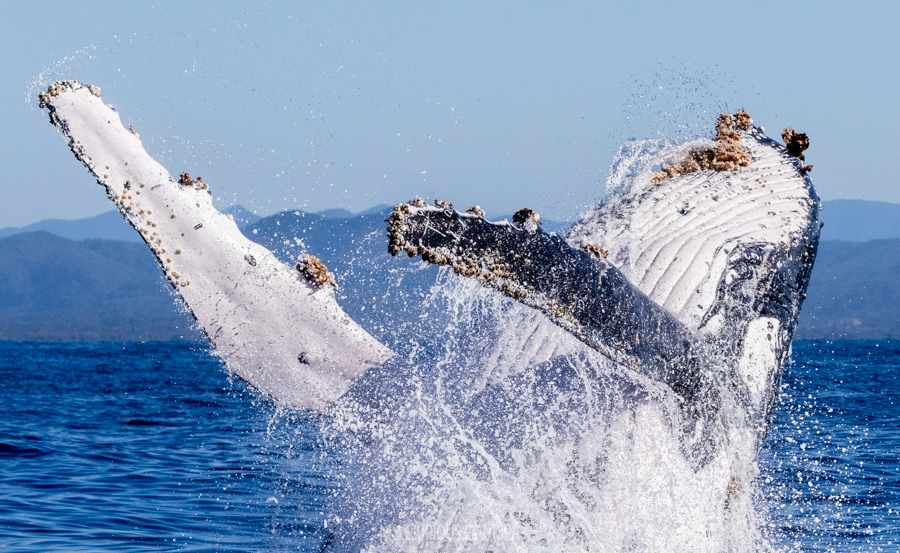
(38, 80, 819, 469)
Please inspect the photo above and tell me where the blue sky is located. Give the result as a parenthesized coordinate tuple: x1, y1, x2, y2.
(1, 1, 898, 227)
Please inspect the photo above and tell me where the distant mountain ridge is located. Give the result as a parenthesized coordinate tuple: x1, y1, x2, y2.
(796, 239, 900, 339)
(0, 205, 261, 243)
(0, 211, 142, 243)
(0, 232, 198, 341)
(1, 199, 898, 341)
(818, 199, 900, 242)
(2, 199, 896, 243)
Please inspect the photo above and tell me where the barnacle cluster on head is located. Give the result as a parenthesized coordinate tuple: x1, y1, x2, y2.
(296, 253, 336, 288)
(466, 205, 486, 217)
(781, 127, 811, 168)
(733, 109, 753, 130)
(650, 110, 753, 184)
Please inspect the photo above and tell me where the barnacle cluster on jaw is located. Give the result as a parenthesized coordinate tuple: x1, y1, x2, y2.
(178, 172, 209, 191)
(434, 199, 453, 210)
(466, 205, 486, 217)
(296, 253, 336, 288)
(650, 110, 754, 184)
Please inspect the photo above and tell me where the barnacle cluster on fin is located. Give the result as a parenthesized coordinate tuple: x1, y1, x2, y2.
(38, 80, 101, 109)
(296, 253, 337, 288)
(386, 202, 589, 331)
(40, 81, 103, 126)
(387, 202, 414, 256)
(178, 172, 210, 191)
(650, 109, 754, 184)
(512, 208, 541, 231)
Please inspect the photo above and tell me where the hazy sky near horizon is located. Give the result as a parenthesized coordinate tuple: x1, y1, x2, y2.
(1, 1, 897, 227)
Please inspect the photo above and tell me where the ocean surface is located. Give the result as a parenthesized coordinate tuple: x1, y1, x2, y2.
(0, 339, 896, 552)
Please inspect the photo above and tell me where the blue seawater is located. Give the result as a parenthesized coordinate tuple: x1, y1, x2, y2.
(760, 340, 900, 552)
(0, 340, 897, 551)
(0, 342, 341, 552)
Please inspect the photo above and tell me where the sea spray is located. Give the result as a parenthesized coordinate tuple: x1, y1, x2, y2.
(321, 275, 765, 551)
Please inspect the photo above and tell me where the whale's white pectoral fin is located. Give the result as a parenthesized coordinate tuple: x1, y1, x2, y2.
(40, 81, 393, 411)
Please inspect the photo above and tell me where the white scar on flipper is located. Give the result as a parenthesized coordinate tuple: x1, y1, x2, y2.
(39, 81, 392, 411)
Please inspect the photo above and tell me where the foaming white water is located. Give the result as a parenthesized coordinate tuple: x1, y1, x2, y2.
(326, 276, 765, 552)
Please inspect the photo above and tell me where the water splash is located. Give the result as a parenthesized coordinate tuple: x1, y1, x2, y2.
(318, 271, 767, 552)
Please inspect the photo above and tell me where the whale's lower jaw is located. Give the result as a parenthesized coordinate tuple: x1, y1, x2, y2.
(40, 81, 393, 411)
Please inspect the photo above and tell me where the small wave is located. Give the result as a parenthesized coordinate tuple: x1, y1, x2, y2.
(122, 419, 179, 427)
(0, 442, 51, 458)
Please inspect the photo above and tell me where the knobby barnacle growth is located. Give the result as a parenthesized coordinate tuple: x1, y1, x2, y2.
(581, 243, 609, 258)
(650, 109, 754, 184)
(782, 127, 813, 173)
(512, 208, 541, 231)
(386, 205, 585, 334)
(387, 203, 412, 256)
(296, 254, 337, 288)
(178, 172, 195, 186)
(178, 172, 210, 190)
